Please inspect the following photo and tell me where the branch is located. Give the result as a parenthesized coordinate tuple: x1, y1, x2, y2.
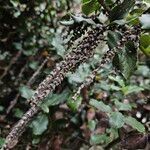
(1, 25, 106, 150)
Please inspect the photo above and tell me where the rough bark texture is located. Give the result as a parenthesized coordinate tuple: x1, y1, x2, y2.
(1, 25, 106, 150)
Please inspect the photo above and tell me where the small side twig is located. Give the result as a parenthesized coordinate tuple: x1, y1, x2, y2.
(5, 57, 49, 116)
(98, 0, 111, 15)
(27, 56, 49, 87)
(0, 50, 22, 80)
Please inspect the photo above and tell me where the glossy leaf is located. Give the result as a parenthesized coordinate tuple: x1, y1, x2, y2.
(107, 31, 121, 49)
(122, 85, 144, 95)
(41, 89, 70, 113)
(90, 99, 112, 113)
(125, 116, 145, 133)
(109, 112, 125, 128)
(114, 100, 132, 111)
(82, 0, 100, 15)
(113, 42, 137, 79)
(140, 34, 150, 56)
(67, 96, 82, 112)
(110, 0, 135, 21)
(90, 134, 110, 145)
(30, 114, 49, 135)
(19, 86, 35, 99)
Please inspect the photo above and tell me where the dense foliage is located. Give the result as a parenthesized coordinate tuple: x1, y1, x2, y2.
(0, 0, 150, 149)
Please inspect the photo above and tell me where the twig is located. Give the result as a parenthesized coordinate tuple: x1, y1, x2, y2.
(5, 57, 49, 116)
(0, 50, 22, 80)
(5, 93, 20, 116)
(27, 57, 49, 87)
(14, 64, 27, 86)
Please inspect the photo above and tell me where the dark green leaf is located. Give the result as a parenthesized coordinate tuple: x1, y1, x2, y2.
(110, 0, 135, 21)
(122, 85, 144, 95)
(13, 108, 24, 118)
(113, 42, 137, 79)
(107, 31, 121, 49)
(82, 0, 100, 15)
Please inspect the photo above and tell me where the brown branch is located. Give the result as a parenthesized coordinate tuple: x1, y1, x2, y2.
(1, 25, 106, 150)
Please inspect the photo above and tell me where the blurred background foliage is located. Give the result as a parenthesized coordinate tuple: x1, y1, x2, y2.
(0, 0, 150, 149)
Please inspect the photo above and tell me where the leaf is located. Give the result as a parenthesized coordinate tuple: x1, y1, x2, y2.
(90, 99, 112, 113)
(107, 31, 121, 49)
(125, 116, 145, 133)
(13, 108, 24, 118)
(82, 0, 100, 15)
(139, 14, 150, 29)
(88, 120, 96, 131)
(19, 86, 35, 99)
(110, 0, 135, 21)
(52, 34, 66, 57)
(140, 34, 150, 56)
(68, 63, 91, 84)
(114, 100, 132, 111)
(59, 20, 74, 26)
(122, 85, 144, 95)
(70, 14, 96, 25)
(41, 89, 70, 113)
(29, 61, 39, 70)
(90, 134, 109, 145)
(109, 112, 125, 128)
(0, 106, 4, 112)
(113, 42, 137, 79)
(30, 114, 49, 135)
(67, 96, 82, 112)
(109, 75, 125, 87)
(10, 0, 19, 7)
(13, 42, 22, 50)
(0, 137, 5, 148)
